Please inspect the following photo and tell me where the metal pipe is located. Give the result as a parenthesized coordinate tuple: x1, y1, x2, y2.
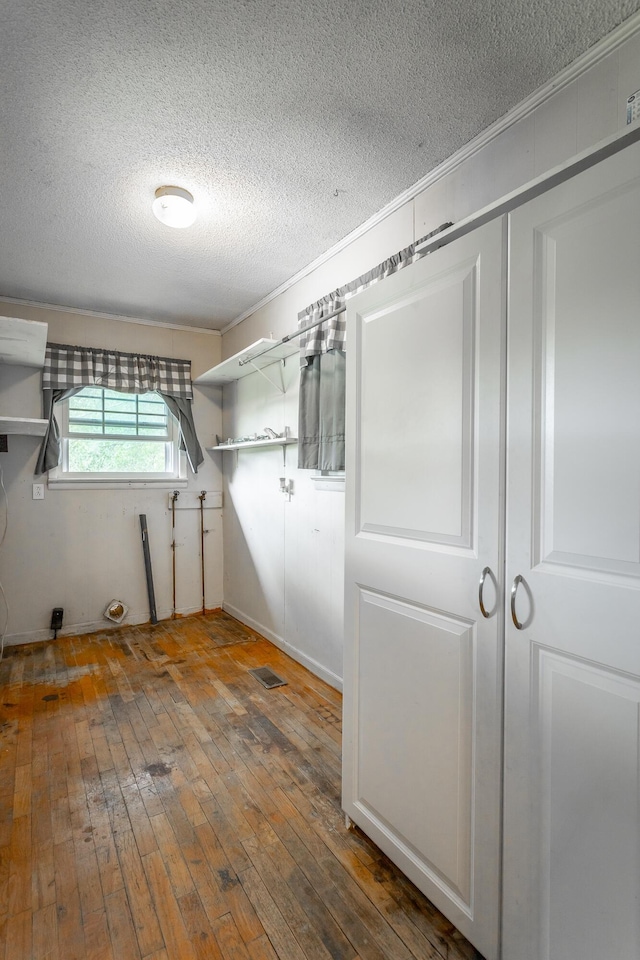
(235, 223, 455, 370)
(139, 514, 158, 625)
(237, 305, 345, 367)
(170, 490, 180, 618)
(198, 491, 207, 615)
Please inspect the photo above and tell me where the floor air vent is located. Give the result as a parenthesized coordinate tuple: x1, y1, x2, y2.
(248, 667, 287, 689)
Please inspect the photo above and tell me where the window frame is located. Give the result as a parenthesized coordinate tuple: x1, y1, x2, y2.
(47, 388, 187, 489)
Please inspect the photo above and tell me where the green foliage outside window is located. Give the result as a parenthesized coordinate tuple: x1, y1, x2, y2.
(67, 439, 167, 473)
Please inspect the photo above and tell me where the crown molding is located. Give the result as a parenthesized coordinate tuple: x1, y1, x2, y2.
(222, 9, 640, 336)
(0, 296, 222, 336)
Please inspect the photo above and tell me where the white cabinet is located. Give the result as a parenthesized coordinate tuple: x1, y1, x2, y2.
(502, 136, 640, 960)
(343, 138, 640, 960)
(343, 217, 505, 959)
(0, 316, 47, 368)
(0, 316, 49, 436)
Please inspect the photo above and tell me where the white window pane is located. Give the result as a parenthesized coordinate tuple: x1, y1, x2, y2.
(69, 396, 102, 411)
(68, 423, 104, 435)
(70, 409, 103, 422)
(106, 397, 137, 413)
(63, 388, 179, 479)
(139, 400, 167, 416)
(105, 425, 139, 435)
(105, 411, 136, 423)
(103, 388, 126, 402)
(138, 412, 166, 422)
(138, 416, 167, 428)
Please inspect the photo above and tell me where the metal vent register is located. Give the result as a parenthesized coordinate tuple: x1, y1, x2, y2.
(249, 667, 287, 689)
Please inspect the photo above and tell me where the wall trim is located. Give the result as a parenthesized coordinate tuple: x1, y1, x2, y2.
(223, 602, 343, 692)
(0, 296, 222, 336)
(3, 602, 223, 647)
(221, 9, 640, 336)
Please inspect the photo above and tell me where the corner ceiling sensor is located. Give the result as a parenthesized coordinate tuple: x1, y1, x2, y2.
(152, 185, 197, 228)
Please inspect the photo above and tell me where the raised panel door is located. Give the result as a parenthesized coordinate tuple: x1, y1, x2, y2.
(343, 218, 505, 960)
(503, 139, 640, 960)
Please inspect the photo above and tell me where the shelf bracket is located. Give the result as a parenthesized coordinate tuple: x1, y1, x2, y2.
(248, 359, 286, 393)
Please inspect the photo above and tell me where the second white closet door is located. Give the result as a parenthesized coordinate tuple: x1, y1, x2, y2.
(503, 139, 640, 960)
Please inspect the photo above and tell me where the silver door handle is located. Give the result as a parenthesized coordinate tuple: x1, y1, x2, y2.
(478, 566, 493, 618)
(510, 575, 525, 630)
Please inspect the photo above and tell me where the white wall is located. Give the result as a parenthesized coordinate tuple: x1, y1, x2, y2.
(0, 301, 223, 643)
(220, 22, 640, 690)
(221, 204, 414, 689)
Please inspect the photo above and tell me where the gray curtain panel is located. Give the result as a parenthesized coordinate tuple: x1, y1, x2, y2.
(295, 221, 454, 473)
(35, 343, 204, 476)
(35, 387, 83, 476)
(161, 395, 204, 474)
(298, 350, 346, 471)
(297, 299, 346, 471)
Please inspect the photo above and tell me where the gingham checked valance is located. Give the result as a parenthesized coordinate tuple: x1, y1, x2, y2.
(43, 343, 193, 399)
(297, 299, 346, 365)
(297, 221, 453, 367)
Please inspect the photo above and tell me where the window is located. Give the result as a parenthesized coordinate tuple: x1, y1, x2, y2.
(49, 387, 185, 486)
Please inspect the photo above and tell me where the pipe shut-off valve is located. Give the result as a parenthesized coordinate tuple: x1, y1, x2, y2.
(279, 477, 294, 500)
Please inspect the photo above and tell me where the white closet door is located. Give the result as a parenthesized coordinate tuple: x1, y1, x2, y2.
(343, 218, 505, 960)
(503, 140, 640, 960)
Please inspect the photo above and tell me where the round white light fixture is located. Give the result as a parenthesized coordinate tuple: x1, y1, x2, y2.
(152, 185, 197, 228)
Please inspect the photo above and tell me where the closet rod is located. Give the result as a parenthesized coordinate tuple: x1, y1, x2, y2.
(237, 305, 345, 367)
(235, 125, 640, 372)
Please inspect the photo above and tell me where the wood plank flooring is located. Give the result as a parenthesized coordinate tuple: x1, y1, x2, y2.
(0, 612, 481, 960)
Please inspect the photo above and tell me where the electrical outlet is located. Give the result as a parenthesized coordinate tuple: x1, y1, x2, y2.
(32, 483, 45, 500)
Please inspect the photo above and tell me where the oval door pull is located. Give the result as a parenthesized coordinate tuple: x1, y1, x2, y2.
(478, 566, 493, 618)
(510, 575, 525, 630)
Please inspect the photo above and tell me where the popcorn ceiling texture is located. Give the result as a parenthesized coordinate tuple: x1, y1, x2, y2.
(0, 0, 638, 329)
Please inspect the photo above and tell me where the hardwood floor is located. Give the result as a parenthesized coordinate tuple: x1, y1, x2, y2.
(0, 612, 481, 960)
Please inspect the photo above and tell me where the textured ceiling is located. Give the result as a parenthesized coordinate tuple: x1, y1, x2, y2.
(1, 0, 638, 330)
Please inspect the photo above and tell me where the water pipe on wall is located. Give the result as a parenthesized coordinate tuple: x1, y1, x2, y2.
(198, 491, 207, 614)
(170, 490, 180, 618)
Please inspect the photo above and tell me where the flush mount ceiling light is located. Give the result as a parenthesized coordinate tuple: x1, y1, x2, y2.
(152, 185, 197, 228)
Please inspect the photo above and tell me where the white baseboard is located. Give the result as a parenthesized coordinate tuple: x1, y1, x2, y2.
(3, 602, 342, 699)
(223, 602, 343, 692)
(3, 600, 223, 647)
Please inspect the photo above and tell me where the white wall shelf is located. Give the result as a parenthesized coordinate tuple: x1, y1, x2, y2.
(209, 437, 297, 452)
(0, 416, 48, 436)
(195, 338, 298, 392)
(0, 316, 48, 367)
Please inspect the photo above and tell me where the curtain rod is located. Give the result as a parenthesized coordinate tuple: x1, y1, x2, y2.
(237, 222, 454, 369)
(235, 123, 640, 374)
(47, 341, 191, 366)
(237, 305, 345, 367)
